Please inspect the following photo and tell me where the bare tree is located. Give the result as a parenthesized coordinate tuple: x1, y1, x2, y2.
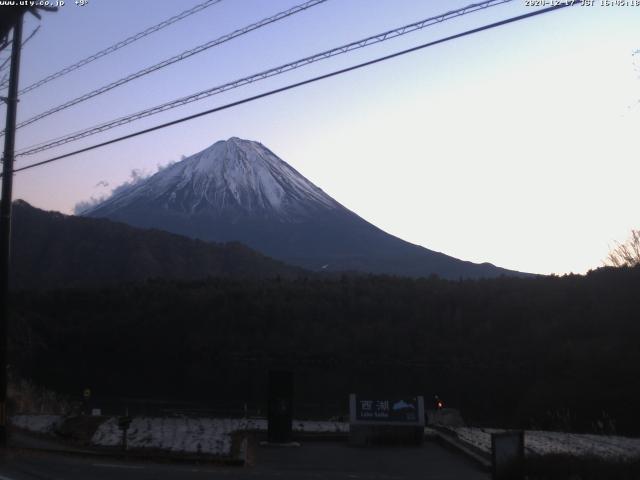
(607, 230, 640, 267)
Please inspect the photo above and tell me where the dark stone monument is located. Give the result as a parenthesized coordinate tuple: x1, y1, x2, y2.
(491, 430, 524, 480)
(267, 370, 293, 444)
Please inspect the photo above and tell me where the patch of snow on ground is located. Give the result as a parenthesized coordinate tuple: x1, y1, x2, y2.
(293, 420, 349, 433)
(451, 427, 493, 454)
(525, 431, 640, 460)
(90, 417, 122, 447)
(10, 415, 62, 434)
(449, 427, 640, 461)
(91, 417, 348, 456)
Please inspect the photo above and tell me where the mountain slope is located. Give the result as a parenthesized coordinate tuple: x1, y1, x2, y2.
(85, 137, 525, 279)
(11, 200, 302, 290)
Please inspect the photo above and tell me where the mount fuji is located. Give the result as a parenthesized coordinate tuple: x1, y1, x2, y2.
(84, 137, 523, 279)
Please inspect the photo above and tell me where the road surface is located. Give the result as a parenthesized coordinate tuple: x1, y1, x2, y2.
(0, 440, 489, 480)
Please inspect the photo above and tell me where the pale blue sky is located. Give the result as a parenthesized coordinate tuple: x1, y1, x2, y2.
(3, 0, 639, 275)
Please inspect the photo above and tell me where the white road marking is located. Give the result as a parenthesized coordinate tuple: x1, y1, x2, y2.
(92, 463, 145, 470)
(0, 474, 17, 480)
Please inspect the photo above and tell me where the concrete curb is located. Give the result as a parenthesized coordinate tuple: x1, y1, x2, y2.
(9, 430, 350, 467)
(10, 429, 246, 466)
(428, 427, 491, 470)
(8, 444, 246, 466)
(293, 432, 348, 441)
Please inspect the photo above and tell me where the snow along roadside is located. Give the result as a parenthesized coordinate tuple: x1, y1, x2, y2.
(449, 427, 640, 461)
(12, 415, 348, 457)
(92, 417, 348, 456)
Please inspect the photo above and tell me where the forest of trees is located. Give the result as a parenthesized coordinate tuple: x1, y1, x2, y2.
(8, 265, 640, 435)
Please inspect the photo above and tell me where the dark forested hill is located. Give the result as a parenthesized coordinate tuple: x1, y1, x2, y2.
(9, 266, 640, 434)
(10, 200, 302, 289)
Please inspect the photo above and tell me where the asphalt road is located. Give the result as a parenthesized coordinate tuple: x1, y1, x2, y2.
(0, 441, 489, 480)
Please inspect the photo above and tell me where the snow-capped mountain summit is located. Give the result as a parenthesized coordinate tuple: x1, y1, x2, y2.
(88, 137, 339, 220)
(85, 137, 524, 279)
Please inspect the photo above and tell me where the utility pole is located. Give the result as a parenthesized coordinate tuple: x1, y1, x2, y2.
(0, 8, 24, 448)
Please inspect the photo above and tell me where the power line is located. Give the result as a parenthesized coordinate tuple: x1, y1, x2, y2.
(0, 26, 40, 91)
(15, 0, 514, 157)
(10, 2, 579, 176)
(6, 0, 328, 135)
(0, 26, 38, 75)
(0, 0, 225, 93)
(0, 54, 10, 73)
